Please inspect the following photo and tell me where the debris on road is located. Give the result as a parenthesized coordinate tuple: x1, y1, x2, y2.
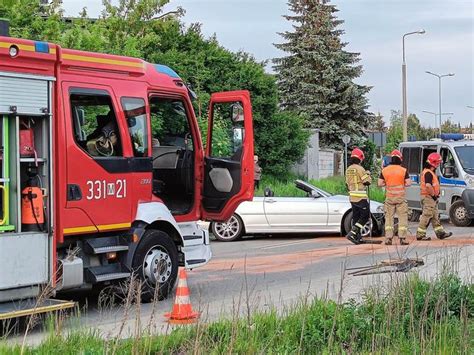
(347, 258, 424, 276)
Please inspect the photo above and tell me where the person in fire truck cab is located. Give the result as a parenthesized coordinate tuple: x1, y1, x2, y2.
(345, 147, 372, 244)
(86, 113, 120, 157)
(416, 152, 453, 241)
(378, 149, 411, 245)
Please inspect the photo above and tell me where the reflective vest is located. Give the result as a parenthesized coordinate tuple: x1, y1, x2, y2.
(421, 169, 440, 196)
(346, 164, 370, 202)
(381, 165, 407, 198)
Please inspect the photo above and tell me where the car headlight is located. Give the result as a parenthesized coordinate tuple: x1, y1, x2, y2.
(376, 205, 384, 213)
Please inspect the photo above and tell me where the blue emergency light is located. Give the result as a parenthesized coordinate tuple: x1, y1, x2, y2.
(440, 133, 464, 141)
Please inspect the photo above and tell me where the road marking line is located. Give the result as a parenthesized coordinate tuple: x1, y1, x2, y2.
(258, 239, 318, 250)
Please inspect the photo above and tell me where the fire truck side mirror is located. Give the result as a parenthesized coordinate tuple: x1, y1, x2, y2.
(231, 103, 244, 123)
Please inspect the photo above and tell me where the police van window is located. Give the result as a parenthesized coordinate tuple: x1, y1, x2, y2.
(402, 147, 421, 174)
(440, 148, 458, 177)
(70, 92, 123, 157)
(455, 146, 474, 174)
(209, 102, 244, 161)
(121, 97, 149, 157)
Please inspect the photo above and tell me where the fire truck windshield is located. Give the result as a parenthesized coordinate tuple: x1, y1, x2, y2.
(455, 146, 474, 173)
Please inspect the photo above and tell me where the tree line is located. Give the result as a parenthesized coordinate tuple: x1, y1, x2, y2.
(1, 0, 374, 176)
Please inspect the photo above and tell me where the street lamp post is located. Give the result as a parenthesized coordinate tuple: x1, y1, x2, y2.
(468, 106, 474, 134)
(425, 71, 455, 136)
(422, 110, 454, 132)
(402, 30, 425, 142)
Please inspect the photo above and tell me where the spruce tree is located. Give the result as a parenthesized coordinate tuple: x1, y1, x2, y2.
(274, 0, 371, 149)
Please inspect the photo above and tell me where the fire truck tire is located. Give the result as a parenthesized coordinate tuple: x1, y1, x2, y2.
(132, 229, 179, 302)
(449, 200, 471, 227)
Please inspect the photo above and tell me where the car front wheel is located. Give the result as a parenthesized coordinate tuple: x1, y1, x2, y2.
(343, 211, 377, 237)
(210, 214, 244, 242)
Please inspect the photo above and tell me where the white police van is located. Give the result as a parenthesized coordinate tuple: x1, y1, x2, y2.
(400, 134, 474, 227)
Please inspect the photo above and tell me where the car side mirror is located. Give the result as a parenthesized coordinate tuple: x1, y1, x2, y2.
(444, 165, 454, 178)
(311, 190, 321, 198)
(264, 187, 274, 197)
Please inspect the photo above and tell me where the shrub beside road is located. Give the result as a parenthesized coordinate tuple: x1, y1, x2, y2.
(256, 175, 386, 203)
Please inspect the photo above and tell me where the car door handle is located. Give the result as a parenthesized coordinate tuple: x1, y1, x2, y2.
(265, 199, 276, 203)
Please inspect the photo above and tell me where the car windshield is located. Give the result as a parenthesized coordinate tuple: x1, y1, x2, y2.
(295, 180, 332, 197)
(454, 146, 474, 174)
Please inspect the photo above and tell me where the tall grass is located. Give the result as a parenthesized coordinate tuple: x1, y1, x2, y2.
(2, 273, 472, 354)
(256, 175, 386, 203)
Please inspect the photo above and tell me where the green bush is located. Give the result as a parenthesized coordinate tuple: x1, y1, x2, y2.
(255, 111, 310, 176)
(256, 175, 386, 203)
(3, 274, 471, 354)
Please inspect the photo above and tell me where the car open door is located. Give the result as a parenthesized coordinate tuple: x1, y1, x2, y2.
(201, 90, 254, 221)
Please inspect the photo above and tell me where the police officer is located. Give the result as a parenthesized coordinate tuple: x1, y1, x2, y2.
(416, 153, 453, 240)
(378, 150, 411, 245)
(345, 148, 371, 244)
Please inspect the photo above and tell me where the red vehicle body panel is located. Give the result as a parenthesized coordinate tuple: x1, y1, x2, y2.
(0, 36, 254, 260)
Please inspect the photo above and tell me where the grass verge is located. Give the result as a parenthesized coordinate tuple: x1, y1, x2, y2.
(2, 272, 472, 354)
(256, 175, 386, 203)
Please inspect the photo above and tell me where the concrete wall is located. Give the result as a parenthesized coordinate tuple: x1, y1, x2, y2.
(291, 129, 343, 180)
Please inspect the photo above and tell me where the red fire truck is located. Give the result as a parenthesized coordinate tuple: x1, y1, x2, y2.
(0, 24, 254, 318)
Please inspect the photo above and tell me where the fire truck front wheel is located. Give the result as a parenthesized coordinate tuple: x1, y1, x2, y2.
(132, 229, 179, 302)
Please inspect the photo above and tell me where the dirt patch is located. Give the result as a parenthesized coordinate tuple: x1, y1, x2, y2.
(199, 236, 473, 275)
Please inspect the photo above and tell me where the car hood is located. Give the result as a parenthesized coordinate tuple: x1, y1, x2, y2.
(328, 194, 384, 213)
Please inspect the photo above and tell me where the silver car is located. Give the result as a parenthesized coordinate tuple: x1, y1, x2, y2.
(210, 180, 385, 242)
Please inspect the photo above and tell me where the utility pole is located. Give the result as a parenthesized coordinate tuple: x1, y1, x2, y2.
(402, 30, 425, 142)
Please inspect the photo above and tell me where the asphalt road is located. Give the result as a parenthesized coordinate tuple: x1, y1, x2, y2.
(7, 221, 474, 346)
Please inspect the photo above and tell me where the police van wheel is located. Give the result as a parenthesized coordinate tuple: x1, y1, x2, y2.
(132, 229, 179, 302)
(449, 200, 471, 227)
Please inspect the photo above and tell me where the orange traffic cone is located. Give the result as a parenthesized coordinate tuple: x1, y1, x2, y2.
(165, 268, 200, 324)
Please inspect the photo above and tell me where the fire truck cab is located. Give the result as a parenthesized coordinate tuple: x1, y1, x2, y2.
(0, 32, 254, 318)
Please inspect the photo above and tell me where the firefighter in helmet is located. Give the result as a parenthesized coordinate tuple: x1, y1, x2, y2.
(345, 148, 371, 244)
(378, 150, 411, 245)
(416, 152, 453, 240)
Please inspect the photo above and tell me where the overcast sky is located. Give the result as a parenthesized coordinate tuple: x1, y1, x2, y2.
(63, 0, 474, 128)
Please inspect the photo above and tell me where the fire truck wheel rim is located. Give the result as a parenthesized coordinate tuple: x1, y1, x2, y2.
(143, 246, 172, 286)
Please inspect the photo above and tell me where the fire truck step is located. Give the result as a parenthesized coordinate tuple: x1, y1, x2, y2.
(84, 263, 131, 284)
(0, 298, 75, 321)
(83, 236, 129, 255)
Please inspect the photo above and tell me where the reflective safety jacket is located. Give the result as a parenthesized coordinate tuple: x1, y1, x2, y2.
(381, 165, 407, 198)
(346, 164, 371, 202)
(421, 169, 440, 197)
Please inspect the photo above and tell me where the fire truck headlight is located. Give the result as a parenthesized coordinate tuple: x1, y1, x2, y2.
(9, 45, 19, 58)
